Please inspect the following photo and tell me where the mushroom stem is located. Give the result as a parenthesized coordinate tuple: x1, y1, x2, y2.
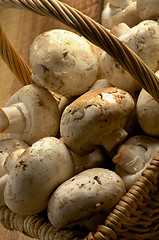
(0, 105, 26, 133)
(99, 128, 128, 153)
(113, 144, 146, 173)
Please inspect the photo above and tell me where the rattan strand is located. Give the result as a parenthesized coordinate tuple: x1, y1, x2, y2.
(0, 205, 86, 240)
(0, 0, 159, 102)
(0, 1, 159, 240)
(0, 19, 33, 85)
(0, 151, 159, 240)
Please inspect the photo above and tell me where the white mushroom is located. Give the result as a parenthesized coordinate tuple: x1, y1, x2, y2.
(137, 0, 159, 21)
(4, 137, 75, 215)
(47, 168, 126, 230)
(89, 78, 113, 91)
(0, 139, 28, 178)
(4, 148, 26, 174)
(51, 92, 73, 116)
(110, 23, 131, 37)
(136, 70, 159, 136)
(0, 84, 60, 145)
(60, 87, 135, 156)
(113, 135, 159, 189)
(101, 1, 140, 29)
(71, 148, 108, 174)
(30, 29, 98, 96)
(99, 20, 159, 92)
(0, 139, 28, 206)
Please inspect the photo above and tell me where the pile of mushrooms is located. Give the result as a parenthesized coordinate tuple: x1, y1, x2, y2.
(0, 1, 159, 233)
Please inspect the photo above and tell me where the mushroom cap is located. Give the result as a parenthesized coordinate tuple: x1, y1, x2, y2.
(101, 1, 140, 29)
(60, 87, 134, 155)
(136, 88, 159, 136)
(30, 29, 98, 96)
(137, 0, 159, 20)
(0, 174, 8, 206)
(99, 20, 159, 92)
(113, 135, 159, 189)
(0, 139, 28, 178)
(47, 168, 126, 228)
(110, 23, 130, 37)
(89, 79, 113, 91)
(109, 0, 132, 8)
(3, 84, 60, 145)
(119, 20, 159, 72)
(4, 137, 75, 215)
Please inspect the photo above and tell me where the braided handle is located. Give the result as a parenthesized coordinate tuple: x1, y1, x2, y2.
(0, 0, 159, 102)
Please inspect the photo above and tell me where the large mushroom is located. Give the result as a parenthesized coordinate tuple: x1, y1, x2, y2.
(4, 137, 75, 215)
(60, 87, 135, 156)
(99, 20, 159, 92)
(0, 84, 60, 145)
(113, 135, 159, 190)
(48, 168, 126, 231)
(30, 29, 98, 96)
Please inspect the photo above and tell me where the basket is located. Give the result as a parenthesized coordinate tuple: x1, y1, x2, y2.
(0, 0, 159, 239)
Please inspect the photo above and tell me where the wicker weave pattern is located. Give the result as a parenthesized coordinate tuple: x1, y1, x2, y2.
(0, 0, 159, 101)
(0, 1, 159, 240)
(0, 205, 86, 239)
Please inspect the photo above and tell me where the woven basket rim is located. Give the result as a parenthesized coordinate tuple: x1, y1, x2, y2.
(0, 1, 159, 240)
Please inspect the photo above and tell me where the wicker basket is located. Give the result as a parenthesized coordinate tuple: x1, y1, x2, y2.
(0, 1, 159, 240)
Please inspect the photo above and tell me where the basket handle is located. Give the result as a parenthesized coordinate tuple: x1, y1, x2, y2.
(0, 0, 159, 102)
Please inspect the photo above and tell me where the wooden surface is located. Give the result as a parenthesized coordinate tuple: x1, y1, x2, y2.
(0, 1, 101, 239)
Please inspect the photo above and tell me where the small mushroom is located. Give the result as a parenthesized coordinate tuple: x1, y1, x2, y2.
(113, 135, 159, 189)
(30, 29, 98, 96)
(99, 20, 159, 92)
(110, 22, 131, 37)
(51, 92, 73, 116)
(4, 137, 75, 215)
(0, 84, 60, 145)
(47, 168, 126, 230)
(89, 78, 113, 91)
(101, 0, 140, 29)
(0, 139, 28, 206)
(60, 87, 135, 156)
(137, 0, 159, 21)
(71, 148, 108, 174)
(136, 70, 159, 136)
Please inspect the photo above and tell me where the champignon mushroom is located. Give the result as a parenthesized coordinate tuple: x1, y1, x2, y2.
(137, 0, 159, 21)
(30, 29, 98, 96)
(89, 78, 113, 91)
(113, 135, 159, 189)
(136, 71, 159, 136)
(4, 137, 75, 215)
(47, 168, 126, 230)
(60, 87, 135, 156)
(101, 0, 140, 29)
(51, 92, 73, 116)
(110, 22, 131, 37)
(0, 84, 60, 145)
(0, 139, 28, 206)
(71, 148, 108, 174)
(99, 20, 159, 92)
